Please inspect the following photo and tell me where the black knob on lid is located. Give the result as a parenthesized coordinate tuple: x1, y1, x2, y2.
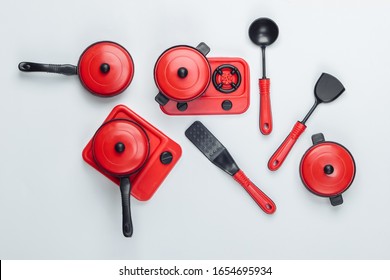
(100, 63, 110, 74)
(177, 67, 188, 78)
(115, 142, 126, 153)
(324, 164, 334, 175)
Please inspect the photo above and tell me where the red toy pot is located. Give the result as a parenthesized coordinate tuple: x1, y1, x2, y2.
(300, 133, 356, 206)
(154, 42, 211, 105)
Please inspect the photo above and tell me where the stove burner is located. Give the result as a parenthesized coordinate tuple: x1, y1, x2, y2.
(212, 64, 241, 94)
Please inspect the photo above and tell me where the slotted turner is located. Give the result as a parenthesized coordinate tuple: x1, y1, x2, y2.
(185, 121, 276, 214)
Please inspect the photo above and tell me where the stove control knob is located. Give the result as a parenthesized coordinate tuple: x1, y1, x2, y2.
(160, 151, 173, 165)
(221, 100, 233, 111)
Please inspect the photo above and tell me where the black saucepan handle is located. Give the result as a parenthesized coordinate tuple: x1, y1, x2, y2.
(195, 42, 210, 56)
(18, 62, 77, 76)
(119, 177, 133, 237)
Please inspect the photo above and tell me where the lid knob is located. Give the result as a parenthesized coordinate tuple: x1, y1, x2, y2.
(177, 67, 188, 78)
(115, 142, 126, 153)
(100, 63, 110, 74)
(324, 164, 334, 175)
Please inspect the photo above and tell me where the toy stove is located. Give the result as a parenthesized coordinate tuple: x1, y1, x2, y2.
(82, 104, 182, 201)
(154, 43, 250, 115)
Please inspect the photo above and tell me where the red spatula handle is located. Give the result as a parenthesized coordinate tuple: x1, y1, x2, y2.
(268, 121, 306, 171)
(233, 170, 276, 214)
(259, 78, 272, 135)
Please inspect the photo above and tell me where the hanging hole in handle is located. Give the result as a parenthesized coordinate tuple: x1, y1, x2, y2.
(263, 123, 269, 130)
(124, 224, 130, 233)
(265, 203, 272, 210)
(19, 62, 31, 71)
(272, 160, 279, 166)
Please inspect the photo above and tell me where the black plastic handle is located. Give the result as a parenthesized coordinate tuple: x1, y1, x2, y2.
(196, 42, 210, 56)
(119, 177, 133, 237)
(18, 62, 77, 76)
(330, 195, 343, 206)
(155, 92, 169, 106)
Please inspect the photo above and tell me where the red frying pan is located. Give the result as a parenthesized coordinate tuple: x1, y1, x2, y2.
(92, 119, 150, 237)
(18, 41, 134, 97)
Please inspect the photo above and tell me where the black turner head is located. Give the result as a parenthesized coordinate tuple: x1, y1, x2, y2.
(185, 121, 239, 176)
(314, 73, 345, 104)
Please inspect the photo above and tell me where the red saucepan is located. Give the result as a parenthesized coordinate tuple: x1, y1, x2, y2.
(92, 119, 150, 237)
(18, 41, 134, 97)
(154, 42, 211, 109)
(300, 133, 356, 206)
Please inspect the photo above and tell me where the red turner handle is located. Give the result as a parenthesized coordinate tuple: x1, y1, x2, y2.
(268, 121, 306, 171)
(259, 79, 272, 135)
(233, 170, 276, 214)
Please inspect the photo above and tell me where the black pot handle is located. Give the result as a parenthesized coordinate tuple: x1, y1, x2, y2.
(18, 62, 77, 76)
(155, 92, 169, 106)
(311, 133, 325, 145)
(119, 177, 133, 237)
(330, 194, 343, 206)
(196, 42, 210, 56)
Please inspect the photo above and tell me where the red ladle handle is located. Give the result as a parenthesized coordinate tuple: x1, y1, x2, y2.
(233, 170, 276, 214)
(259, 79, 273, 135)
(268, 121, 306, 171)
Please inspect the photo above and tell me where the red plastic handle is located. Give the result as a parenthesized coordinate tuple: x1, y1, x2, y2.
(268, 121, 306, 171)
(233, 170, 276, 214)
(259, 78, 272, 135)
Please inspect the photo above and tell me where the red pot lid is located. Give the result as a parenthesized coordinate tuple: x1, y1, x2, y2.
(154, 45, 211, 102)
(300, 142, 355, 197)
(78, 41, 134, 97)
(92, 119, 149, 177)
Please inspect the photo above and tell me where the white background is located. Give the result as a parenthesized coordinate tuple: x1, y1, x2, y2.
(0, 0, 389, 259)
(2, 260, 390, 280)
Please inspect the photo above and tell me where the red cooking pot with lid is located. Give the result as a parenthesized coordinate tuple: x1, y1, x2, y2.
(300, 133, 356, 206)
(92, 119, 150, 237)
(18, 41, 134, 97)
(154, 42, 211, 106)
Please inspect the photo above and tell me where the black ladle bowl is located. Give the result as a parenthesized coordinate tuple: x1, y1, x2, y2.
(248, 17, 279, 135)
(249, 18, 279, 49)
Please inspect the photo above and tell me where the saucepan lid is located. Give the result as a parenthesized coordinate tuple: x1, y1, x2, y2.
(92, 119, 150, 177)
(78, 41, 134, 96)
(300, 133, 356, 201)
(154, 43, 211, 102)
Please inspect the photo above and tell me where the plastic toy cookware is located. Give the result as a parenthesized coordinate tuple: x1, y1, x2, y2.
(92, 119, 150, 237)
(185, 121, 276, 214)
(154, 42, 211, 106)
(300, 133, 356, 206)
(18, 41, 134, 97)
(155, 43, 250, 115)
(249, 17, 279, 135)
(268, 73, 345, 171)
(83, 105, 182, 237)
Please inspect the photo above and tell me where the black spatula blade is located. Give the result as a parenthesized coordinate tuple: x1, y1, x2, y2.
(185, 121, 239, 176)
(315, 73, 345, 103)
